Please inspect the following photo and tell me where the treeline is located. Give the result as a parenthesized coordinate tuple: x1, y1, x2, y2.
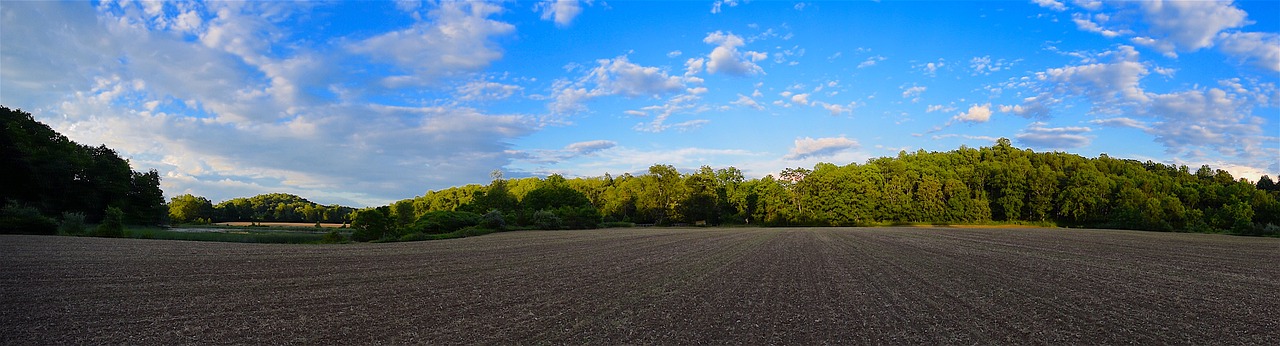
(168, 193, 356, 224)
(390, 138, 1278, 237)
(1, 107, 166, 234)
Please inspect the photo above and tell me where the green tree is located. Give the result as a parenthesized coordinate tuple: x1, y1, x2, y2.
(351, 207, 394, 241)
(168, 194, 213, 224)
(94, 206, 124, 238)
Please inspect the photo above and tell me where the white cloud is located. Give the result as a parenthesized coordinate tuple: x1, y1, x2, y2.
(349, 1, 515, 85)
(1015, 122, 1093, 149)
(901, 86, 926, 102)
(857, 55, 886, 69)
(590, 56, 684, 97)
(1032, 0, 1066, 12)
(926, 104, 954, 113)
(1089, 117, 1150, 130)
(703, 31, 765, 76)
(456, 80, 522, 102)
(731, 94, 765, 110)
(537, 0, 588, 27)
(953, 104, 993, 123)
(790, 93, 811, 105)
(566, 139, 616, 155)
(548, 55, 685, 114)
(816, 101, 857, 116)
(1135, 0, 1248, 53)
(711, 0, 739, 14)
(969, 56, 1012, 75)
(1217, 32, 1280, 72)
(915, 59, 945, 77)
(1072, 13, 1127, 38)
(784, 136, 860, 160)
(1072, 0, 1102, 11)
(1017, 46, 1149, 117)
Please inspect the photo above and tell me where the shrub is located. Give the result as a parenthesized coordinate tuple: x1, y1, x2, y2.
(321, 229, 346, 243)
(398, 232, 430, 242)
(533, 210, 562, 230)
(555, 206, 601, 229)
(599, 221, 634, 228)
(413, 210, 482, 234)
(0, 202, 57, 235)
(479, 210, 506, 230)
(94, 206, 125, 238)
(59, 212, 88, 235)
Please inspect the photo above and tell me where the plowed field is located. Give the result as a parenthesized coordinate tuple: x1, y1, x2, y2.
(3, 227, 1277, 344)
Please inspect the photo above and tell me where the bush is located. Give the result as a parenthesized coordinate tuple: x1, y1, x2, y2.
(94, 206, 125, 238)
(599, 221, 634, 228)
(321, 229, 346, 243)
(398, 232, 430, 242)
(59, 212, 88, 235)
(479, 210, 506, 230)
(0, 202, 57, 235)
(555, 206, 601, 229)
(533, 210, 562, 230)
(413, 210, 481, 234)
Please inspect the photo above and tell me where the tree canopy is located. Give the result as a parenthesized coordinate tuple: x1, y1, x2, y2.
(1, 107, 165, 233)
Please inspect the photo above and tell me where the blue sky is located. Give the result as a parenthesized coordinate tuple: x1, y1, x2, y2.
(2, 0, 1277, 207)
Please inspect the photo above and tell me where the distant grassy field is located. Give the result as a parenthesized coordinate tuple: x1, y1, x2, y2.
(3, 227, 1277, 344)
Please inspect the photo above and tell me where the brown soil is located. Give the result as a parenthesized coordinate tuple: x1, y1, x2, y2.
(215, 222, 346, 228)
(2, 227, 1277, 344)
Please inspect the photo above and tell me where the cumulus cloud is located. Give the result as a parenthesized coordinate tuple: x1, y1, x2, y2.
(953, 104, 993, 123)
(349, 1, 516, 86)
(969, 56, 1012, 75)
(0, 2, 549, 206)
(1089, 117, 1150, 131)
(711, 0, 739, 14)
(548, 55, 685, 114)
(703, 31, 765, 76)
(1072, 13, 1127, 38)
(1135, 0, 1247, 53)
(1032, 0, 1066, 11)
(901, 86, 926, 102)
(1008, 45, 1272, 168)
(1015, 46, 1148, 117)
(1015, 122, 1093, 149)
(537, 0, 588, 27)
(1217, 32, 1280, 72)
(816, 102, 857, 116)
(456, 80, 522, 102)
(784, 136, 860, 160)
(732, 94, 765, 110)
(857, 55, 886, 69)
(565, 139, 614, 155)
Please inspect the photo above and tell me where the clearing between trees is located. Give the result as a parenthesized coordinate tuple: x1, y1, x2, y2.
(2, 227, 1276, 344)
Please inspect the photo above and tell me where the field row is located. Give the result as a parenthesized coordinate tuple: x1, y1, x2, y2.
(2, 227, 1277, 344)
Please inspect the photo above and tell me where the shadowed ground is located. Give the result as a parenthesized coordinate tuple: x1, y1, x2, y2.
(2, 227, 1277, 344)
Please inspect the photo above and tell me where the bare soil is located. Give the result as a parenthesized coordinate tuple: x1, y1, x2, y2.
(2, 227, 1277, 344)
(215, 222, 345, 228)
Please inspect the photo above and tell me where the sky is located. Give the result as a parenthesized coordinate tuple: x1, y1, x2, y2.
(1, 0, 1277, 207)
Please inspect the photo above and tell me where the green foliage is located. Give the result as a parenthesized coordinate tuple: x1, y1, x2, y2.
(213, 193, 355, 224)
(1, 107, 166, 226)
(94, 206, 125, 237)
(350, 207, 394, 242)
(0, 201, 57, 234)
(479, 209, 506, 230)
(321, 229, 346, 243)
(413, 210, 481, 234)
(533, 210, 562, 230)
(169, 194, 214, 224)
(59, 212, 87, 235)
